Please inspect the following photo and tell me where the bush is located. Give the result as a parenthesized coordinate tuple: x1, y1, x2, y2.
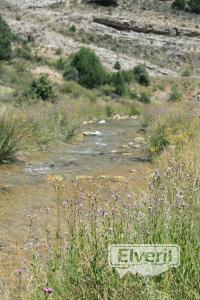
(69, 25, 76, 32)
(114, 61, 121, 70)
(13, 45, 33, 60)
(25, 75, 55, 101)
(149, 121, 170, 155)
(53, 57, 67, 70)
(111, 72, 126, 95)
(188, 0, 200, 13)
(63, 64, 79, 81)
(120, 69, 134, 83)
(0, 111, 28, 163)
(169, 85, 182, 102)
(133, 64, 150, 86)
(0, 14, 12, 60)
(138, 92, 151, 104)
(171, 0, 186, 10)
(71, 47, 107, 89)
(90, 0, 118, 6)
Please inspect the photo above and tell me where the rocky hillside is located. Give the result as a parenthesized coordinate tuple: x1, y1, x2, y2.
(1, 0, 200, 75)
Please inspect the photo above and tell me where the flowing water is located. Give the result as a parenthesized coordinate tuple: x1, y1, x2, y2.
(0, 117, 151, 274)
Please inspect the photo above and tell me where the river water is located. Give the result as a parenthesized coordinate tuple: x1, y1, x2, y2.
(0, 117, 151, 275)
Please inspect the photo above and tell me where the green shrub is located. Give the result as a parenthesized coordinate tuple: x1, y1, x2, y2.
(171, 0, 186, 10)
(169, 85, 182, 102)
(182, 68, 192, 77)
(63, 64, 79, 81)
(105, 104, 114, 117)
(129, 90, 139, 100)
(55, 48, 63, 55)
(71, 47, 107, 88)
(114, 61, 121, 70)
(53, 57, 67, 70)
(13, 45, 33, 60)
(25, 75, 56, 101)
(111, 72, 126, 95)
(0, 111, 28, 163)
(90, 0, 118, 6)
(120, 69, 134, 83)
(133, 64, 150, 86)
(0, 14, 12, 60)
(138, 92, 151, 104)
(188, 0, 200, 13)
(69, 25, 76, 32)
(149, 121, 170, 155)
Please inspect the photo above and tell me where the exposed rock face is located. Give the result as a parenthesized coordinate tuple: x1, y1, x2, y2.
(93, 17, 200, 38)
(3, 0, 200, 76)
(7, 0, 65, 8)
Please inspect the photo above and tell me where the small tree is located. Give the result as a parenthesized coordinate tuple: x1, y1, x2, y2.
(63, 64, 79, 81)
(114, 61, 121, 70)
(0, 14, 12, 60)
(133, 64, 150, 86)
(25, 75, 55, 101)
(91, 0, 118, 6)
(111, 72, 126, 96)
(71, 47, 107, 88)
(171, 0, 186, 10)
(188, 0, 200, 13)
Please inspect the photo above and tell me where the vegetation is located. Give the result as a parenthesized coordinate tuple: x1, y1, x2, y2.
(6, 115, 199, 298)
(70, 47, 107, 88)
(133, 64, 150, 86)
(169, 84, 182, 102)
(0, 111, 29, 163)
(114, 61, 121, 70)
(0, 14, 12, 60)
(90, 0, 118, 6)
(111, 71, 126, 95)
(138, 91, 151, 104)
(172, 0, 200, 13)
(188, 0, 200, 13)
(63, 64, 79, 81)
(171, 0, 185, 10)
(24, 75, 56, 101)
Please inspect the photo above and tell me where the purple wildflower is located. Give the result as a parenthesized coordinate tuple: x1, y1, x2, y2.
(43, 287, 54, 295)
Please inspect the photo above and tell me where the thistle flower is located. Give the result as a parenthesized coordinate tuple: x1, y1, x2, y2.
(43, 287, 54, 295)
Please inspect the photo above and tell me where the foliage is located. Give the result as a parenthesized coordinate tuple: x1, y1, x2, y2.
(25, 75, 56, 101)
(0, 111, 29, 163)
(114, 61, 121, 70)
(69, 25, 76, 32)
(111, 71, 126, 95)
(63, 64, 79, 81)
(71, 47, 107, 89)
(138, 92, 151, 104)
(13, 45, 33, 60)
(90, 0, 118, 6)
(169, 84, 182, 102)
(171, 0, 186, 10)
(0, 14, 12, 60)
(133, 64, 150, 86)
(188, 0, 200, 13)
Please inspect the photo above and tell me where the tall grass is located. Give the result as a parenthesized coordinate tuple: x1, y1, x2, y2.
(7, 118, 199, 299)
(0, 110, 30, 163)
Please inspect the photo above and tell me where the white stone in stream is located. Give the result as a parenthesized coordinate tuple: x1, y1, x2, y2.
(98, 120, 106, 124)
(83, 131, 102, 137)
(82, 121, 88, 125)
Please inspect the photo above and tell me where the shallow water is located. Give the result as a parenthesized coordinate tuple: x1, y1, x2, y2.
(0, 117, 150, 273)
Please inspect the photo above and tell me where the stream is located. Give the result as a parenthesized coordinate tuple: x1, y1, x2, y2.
(0, 117, 151, 273)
